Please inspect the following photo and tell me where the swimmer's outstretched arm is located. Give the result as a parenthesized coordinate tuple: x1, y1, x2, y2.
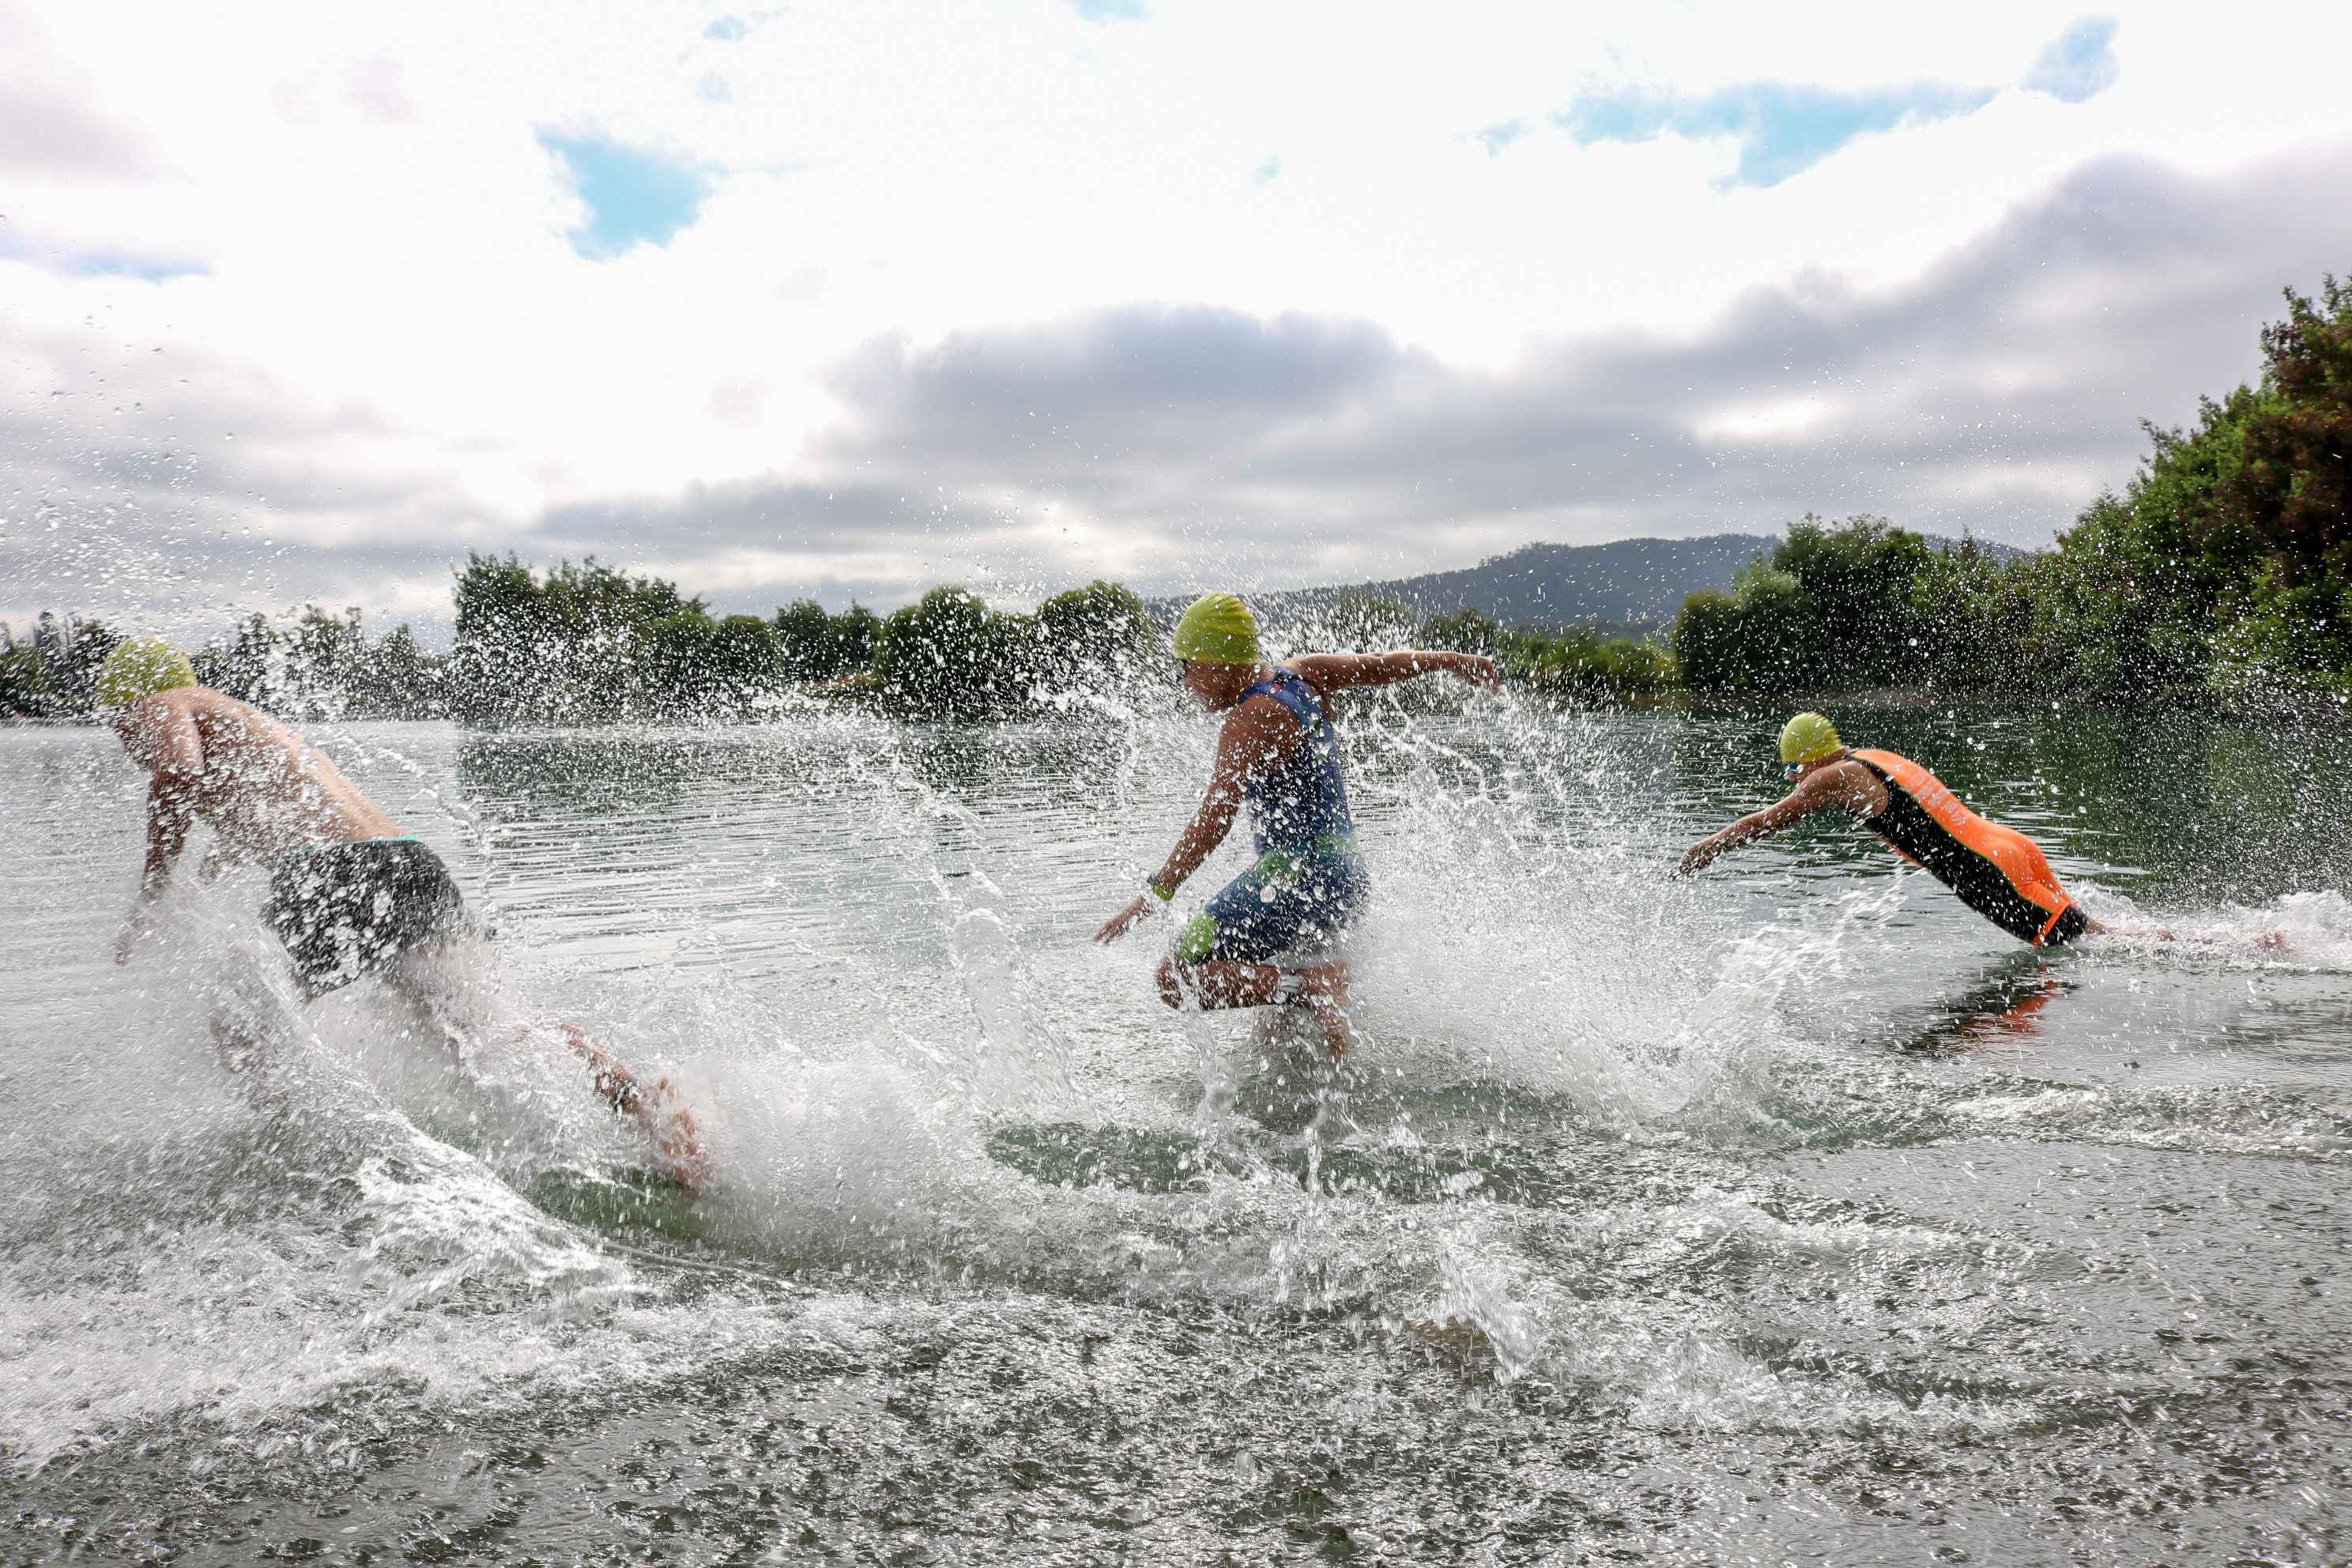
(1290, 650, 1501, 692)
(1673, 763, 1883, 879)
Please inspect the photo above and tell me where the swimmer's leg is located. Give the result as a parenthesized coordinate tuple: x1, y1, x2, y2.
(202, 959, 306, 1112)
(1297, 959, 1353, 1063)
(387, 940, 711, 1192)
(543, 1022, 710, 1193)
(1156, 954, 1355, 1061)
(2080, 917, 2290, 951)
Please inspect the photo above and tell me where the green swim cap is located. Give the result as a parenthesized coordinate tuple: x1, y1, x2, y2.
(1171, 592, 1261, 664)
(1778, 711, 1843, 765)
(96, 637, 198, 707)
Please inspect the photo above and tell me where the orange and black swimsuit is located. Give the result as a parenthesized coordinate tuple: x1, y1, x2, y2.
(1849, 749, 2088, 947)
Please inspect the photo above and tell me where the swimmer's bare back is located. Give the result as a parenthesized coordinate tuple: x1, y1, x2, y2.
(114, 685, 405, 873)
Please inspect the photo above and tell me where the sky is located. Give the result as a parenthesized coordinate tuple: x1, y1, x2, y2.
(4, 0, 2350, 639)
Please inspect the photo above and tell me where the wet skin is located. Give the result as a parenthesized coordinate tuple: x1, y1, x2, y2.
(109, 685, 710, 1189)
(1094, 650, 1499, 1060)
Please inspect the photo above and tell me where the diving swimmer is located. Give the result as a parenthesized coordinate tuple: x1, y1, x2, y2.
(1093, 592, 1499, 1059)
(98, 638, 710, 1189)
(1675, 711, 2102, 946)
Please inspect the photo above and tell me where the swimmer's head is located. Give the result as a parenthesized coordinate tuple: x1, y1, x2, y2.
(96, 637, 198, 709)
(1778, 711, 1843, 767)
(1171, 592, 1261, 665)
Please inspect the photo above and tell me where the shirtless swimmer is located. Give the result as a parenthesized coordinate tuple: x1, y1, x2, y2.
(99, 637, 710, 1189)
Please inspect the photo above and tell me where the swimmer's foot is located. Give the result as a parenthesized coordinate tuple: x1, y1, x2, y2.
(637, 1079, 713, 1193)
(1295, 960, 1354, 1063)
(2094, 922, 2290, 952)
(1305, 1091, 1363, 1144)
(552, 1023, 712, 1193)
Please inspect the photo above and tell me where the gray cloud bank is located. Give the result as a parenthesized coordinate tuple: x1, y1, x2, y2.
(522, 140, 2352, 610)
(8, 140, 2351, 639)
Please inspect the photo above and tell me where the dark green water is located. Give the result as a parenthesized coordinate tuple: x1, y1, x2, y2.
(5, 699, 2350, 1565)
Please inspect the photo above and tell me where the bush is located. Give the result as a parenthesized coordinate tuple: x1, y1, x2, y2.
(1419, 602, 1673, 699)
(774, 599, 880, 683)
(640, 612, 785, 718)
(445, 553, 700, 724)
(873, 587, 1026, 721)
(190, 607, 439, 719)
(1027, 580, 1154, 688)
(0, 612, 114, 717)
(1511, 624, 1678, 699)
(1674, 560, 1817, 693)
(1311, 590, 1422, 653)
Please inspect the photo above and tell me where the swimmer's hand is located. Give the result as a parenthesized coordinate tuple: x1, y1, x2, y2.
(1669, 836, 1720, 880)
(1095, 896, 1150, 944)
(1454, 653, 1502, 692)
(1420, 658, 1495, 691)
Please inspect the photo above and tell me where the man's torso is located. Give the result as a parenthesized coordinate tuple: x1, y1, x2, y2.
(145, 688, 405, 860)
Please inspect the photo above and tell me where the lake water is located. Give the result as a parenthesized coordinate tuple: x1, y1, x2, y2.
(6, 695, 2352, 1565)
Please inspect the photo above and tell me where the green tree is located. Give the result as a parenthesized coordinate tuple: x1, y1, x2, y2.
(1908, 534, 2045, 693)
(1772, 514, 1935, 684)
(873, 586, 1025, 721)
(1314, 590, 1419, 651)
(446, 553, 704, 724)
(2188, 278, 2352, 697)
(353, 623, 439, 718)
(1420, 605, 1506, 656)
(1027, 580, 1153, 691)
(1510, 624, 1677, 699)
(1673, 560, 1816, 693)
(194, 613, 278, 704)
(640, 612, 785, 718)
(774, 598, 880, 682)
(0, 644, 55, 717)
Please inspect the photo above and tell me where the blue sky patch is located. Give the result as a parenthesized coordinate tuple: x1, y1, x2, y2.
(1559, 79, 1995, 187)
(0, 233, 207, 282)
(538, 130, 718, 260)
(1476, 119, 1528, 156)
(1068, 0, 1149, 21)
(703, 15, 750, 41)
(2024, 17, 2120, 103)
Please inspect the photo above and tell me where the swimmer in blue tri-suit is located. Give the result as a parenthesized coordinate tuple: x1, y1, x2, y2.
(1094, 593, 1498, 1059)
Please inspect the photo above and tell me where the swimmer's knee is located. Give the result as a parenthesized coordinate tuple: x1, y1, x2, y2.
(1174, 911, 1219, 963)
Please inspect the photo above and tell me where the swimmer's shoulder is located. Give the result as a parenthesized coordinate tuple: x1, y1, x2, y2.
(177, 687, 307, 757)
(1796, 756, 1888, 816)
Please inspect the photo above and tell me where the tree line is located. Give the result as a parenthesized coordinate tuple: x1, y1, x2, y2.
(2, 564, 1163, 724)
(438, 560, 1157, 723)
(1667, 276, 2351, 704)
(9, 273, 2342, 722)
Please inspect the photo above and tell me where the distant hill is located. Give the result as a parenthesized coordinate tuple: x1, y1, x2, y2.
(1166, 533, 2026, 635)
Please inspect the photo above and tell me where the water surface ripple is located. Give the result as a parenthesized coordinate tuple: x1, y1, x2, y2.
(5, 701, 2351, 1564)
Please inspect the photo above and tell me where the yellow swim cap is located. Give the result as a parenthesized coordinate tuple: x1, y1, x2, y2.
(1778, 711, 1843, 765)
(96, 637, 198, 707)
(1171, 592, 1261, 664)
